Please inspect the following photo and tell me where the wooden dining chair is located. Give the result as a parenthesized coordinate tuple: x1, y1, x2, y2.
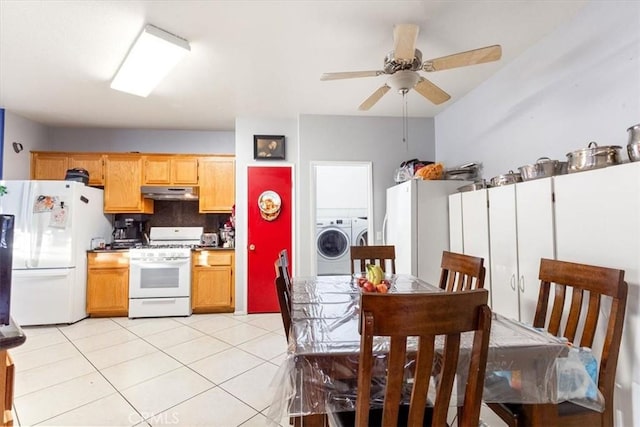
(334, 288, 491, 427)
(274, 253, 292, 338)
(487, 258, 628, 427)
(438, 251, 486, 292)
(350, 245, 396, 274)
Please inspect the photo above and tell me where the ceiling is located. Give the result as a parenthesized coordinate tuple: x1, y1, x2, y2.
(0, 1, 586, 131)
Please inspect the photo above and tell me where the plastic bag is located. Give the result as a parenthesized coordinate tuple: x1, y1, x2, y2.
(556, 346, 604, 411)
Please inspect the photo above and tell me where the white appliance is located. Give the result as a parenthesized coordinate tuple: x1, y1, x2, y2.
(351, 217, 368, 246)
(384, 180, 468, 285)
(128, 226, 202, 318)
(1, 180, 111, 326)
(316, 218, 351, 275)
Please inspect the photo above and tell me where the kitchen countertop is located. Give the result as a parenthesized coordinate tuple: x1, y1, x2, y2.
(0, 317, 26, 351)
(87, 247, 235, 253)
(192, 247, 235, 252)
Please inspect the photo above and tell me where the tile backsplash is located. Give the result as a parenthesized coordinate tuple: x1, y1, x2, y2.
(147, 201, 227, 232)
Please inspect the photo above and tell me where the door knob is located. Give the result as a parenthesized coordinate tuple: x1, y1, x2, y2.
(249, 244, 255, 251)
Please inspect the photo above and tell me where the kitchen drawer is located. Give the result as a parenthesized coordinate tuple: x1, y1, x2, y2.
(192, 251, 232, 267)
(88, 252, 130, 268)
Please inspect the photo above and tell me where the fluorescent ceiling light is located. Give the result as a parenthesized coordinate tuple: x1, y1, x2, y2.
(111, 24, 190, 97)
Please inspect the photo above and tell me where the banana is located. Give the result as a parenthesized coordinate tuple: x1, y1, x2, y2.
(366, 264, 384, 285)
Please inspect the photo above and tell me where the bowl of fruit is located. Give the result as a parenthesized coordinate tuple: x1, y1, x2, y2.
(354, 264, 396, 293)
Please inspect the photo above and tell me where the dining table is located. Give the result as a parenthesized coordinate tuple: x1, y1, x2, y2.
(267, 274, 600, 427)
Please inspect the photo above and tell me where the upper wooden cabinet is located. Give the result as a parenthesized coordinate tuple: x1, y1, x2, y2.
(199, 157, 235, 213)
(31, 152, 68, 180)
(31, 151, 235, 214)
(143, 155, 199, 185)
(104, 154, 153, 213)
(68, 153, 105, 186)
(31, 152, 104, 185)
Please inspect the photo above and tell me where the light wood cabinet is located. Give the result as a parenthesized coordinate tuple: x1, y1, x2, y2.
(104, 154, 153, 213)
(198, 157, 235, 213)
(32, 151, 235, 214)
(191, 250, 234, 313)
(143, 156, 199, 185)
(87, 252, 129, 317)
(68, 153, 105, 186)
(0, 351, 14, 427)
(30, 152, 68, 180)
(171, 157, 199, 185)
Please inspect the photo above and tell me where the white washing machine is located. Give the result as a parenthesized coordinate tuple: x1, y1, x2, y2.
(316, 218, 352, 275)
(351, 217, 368, 246)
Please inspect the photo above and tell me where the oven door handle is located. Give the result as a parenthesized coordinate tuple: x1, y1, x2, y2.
(130, 259, 190, 267)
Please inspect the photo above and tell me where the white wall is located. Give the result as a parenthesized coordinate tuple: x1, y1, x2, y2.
(297, 114, 435, 276)
(2, 111, 49, 179)
(435, 2, 640, 180)
(49, 128, 234, 153)
(316, 164, 370, 218)
(435, 3, 640, 425)
(234, 117, 298, 315)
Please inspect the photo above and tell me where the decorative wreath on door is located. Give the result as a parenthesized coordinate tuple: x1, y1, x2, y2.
(258, 190, 282, 221)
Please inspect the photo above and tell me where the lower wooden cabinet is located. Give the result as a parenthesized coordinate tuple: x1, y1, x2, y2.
(0, 350, 14, 427)
(191, 250, 234, 313)
(87, 252, 130, 317)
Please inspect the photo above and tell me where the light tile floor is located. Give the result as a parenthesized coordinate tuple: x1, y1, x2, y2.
(10, 312, 506, 427)
(11, 313, 291, 427)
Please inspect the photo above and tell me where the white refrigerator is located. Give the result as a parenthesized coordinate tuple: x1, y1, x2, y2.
(0, 180, 112, 326)
(384, 179, 467, 285)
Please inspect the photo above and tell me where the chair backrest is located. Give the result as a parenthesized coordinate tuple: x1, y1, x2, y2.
(438, 251, 486, 292)
(350, 245, 396, 274)
(533, 258, 627, 419)
(278, 249, 292, 285)
(356, 289, 491, 427)
(274, 254, 292, 338)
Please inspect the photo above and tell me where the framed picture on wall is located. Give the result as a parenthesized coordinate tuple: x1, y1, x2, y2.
(254, 135, 285, 160)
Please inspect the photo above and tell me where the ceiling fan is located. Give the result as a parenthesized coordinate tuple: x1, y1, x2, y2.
(320, 24, 502, 110)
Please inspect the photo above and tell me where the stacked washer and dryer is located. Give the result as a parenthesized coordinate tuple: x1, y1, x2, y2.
(316, 217, 368, 275)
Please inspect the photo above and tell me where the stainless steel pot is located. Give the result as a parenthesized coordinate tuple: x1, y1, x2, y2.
(566, 142, 622, 173)
(627, 124, 640, 162)
(490, 170, 522, 187)
(457, 180, 491, 193)
(518, 157, 558, 181)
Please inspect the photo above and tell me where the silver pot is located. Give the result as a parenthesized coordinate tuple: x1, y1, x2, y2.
(566, 142, 622, 173)
(457, 180, 491, 193)
(518, 157, 558, 181)
(627, 124, 640, 162)
(490, 170, 522, 187)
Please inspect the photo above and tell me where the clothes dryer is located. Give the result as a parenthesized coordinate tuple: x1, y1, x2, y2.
(351, 217, 368, 246)
(316, 218, 351, 275)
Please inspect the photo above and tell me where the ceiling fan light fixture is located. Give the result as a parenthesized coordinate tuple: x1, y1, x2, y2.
(111, 24, 190, 97)
(387, 70, 420, 93)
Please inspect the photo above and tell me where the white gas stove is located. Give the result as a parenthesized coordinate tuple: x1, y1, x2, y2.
(128, 227, 203, 318)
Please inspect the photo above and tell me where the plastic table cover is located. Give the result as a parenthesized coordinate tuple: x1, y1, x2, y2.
(267, 275, 603, 421)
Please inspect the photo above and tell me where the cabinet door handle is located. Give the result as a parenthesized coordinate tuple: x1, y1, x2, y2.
(249, 244, 255, 251)
(510, 274, 516, 290)
(519, 275, 525, 292)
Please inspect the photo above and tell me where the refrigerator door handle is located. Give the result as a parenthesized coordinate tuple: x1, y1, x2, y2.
(382, 214, 388, 245)
(12, 268, 74, 279)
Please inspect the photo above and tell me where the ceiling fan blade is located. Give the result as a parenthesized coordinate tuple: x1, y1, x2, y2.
(423, 45, 502, 72)
(414, 77, 450, 105)
(358, 85, 391, 111)
(393, 24, 419, 62)
(320, 71, 384, 81)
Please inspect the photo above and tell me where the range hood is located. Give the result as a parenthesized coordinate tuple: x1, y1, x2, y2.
(141, 186, 198, 200)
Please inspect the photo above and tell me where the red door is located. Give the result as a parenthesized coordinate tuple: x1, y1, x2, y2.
(247, 166, 292, 313)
